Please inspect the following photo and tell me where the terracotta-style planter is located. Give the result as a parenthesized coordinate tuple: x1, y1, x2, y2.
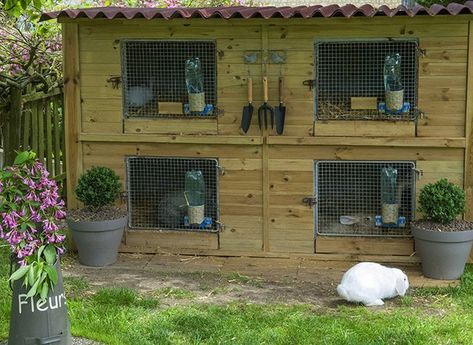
(412, 226, 473, 280)
(67, 216, 127, 267)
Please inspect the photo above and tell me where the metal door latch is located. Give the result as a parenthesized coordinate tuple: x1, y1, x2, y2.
(303, 197, 317, 207)
(302, 79, 316, 90)
(217, 165, 225, 176)
(107, 75, 122, 89)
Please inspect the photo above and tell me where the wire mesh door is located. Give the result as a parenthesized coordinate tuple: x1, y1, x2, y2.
(315, 160, 416, 237)
(314, 39, 419, 121)
(126, 156, 219, 231)
(122, 40, 217, 118)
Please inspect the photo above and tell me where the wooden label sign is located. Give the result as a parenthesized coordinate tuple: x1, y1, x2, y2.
(159, 102, 183, 115)
(350, 97, 378, 110)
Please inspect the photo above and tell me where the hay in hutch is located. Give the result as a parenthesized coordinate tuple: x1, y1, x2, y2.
(42, 3, 473, 263)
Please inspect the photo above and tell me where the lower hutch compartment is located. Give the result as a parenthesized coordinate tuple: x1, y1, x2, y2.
(78, 136, 465, 262)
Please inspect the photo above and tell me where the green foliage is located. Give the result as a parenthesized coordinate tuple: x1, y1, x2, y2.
(58, 284, 473, 345)
(2, 0, 53, 18)
(418, 178, 465, 224)
(9, 244, 59, 300)
(0, 11, 62, 106)
(416, 0, 467, 7)
(227, 272, 264, 287)
(63, 276, 90, 298)
(154, 287, 196, 299)
(75, 166, 121, 208)
(92, 287, 159, 309)
(0, 151, 66, 301)
(4, 248, 473, 344)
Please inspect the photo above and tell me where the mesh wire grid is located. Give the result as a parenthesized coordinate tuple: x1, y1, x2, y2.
(121, 40, 217, 118)
(315, 160, 416, 237)
(315, 39, 419, 121)
(126, 156, 219, 231)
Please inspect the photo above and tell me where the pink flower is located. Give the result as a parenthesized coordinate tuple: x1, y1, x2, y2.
(55, 209, 66, 219)
(3, 213, 18, 229)
(29, 206, 42, 223)
(42, 219, 59, 233)
(164, 0, 180, 8)
(0, 153, 66, 266)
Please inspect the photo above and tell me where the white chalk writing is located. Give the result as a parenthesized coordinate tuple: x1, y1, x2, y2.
(18, 293, 67, 314)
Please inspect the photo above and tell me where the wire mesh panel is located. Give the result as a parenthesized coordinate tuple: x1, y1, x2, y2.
(315, 39, 418, 121)
(122, 40, 217, 118)
(315, 161, 416, 237)
(126, 156, 219, 231)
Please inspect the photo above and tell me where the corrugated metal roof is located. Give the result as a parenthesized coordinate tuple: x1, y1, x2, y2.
(40, 2, 473, 21)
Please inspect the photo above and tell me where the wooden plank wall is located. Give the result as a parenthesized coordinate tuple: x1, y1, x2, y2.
(69, 15, 471, 257)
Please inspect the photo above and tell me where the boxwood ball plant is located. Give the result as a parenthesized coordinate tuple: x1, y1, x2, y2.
(0, 151, 66, 300)
(75, 166, 121, 209)
(418, 178, 465, 224)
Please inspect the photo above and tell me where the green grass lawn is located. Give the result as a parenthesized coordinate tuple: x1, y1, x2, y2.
(2, 247, 473, 345)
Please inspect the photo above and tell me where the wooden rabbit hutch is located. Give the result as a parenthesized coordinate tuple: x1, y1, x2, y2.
(43, 3, 473, 263)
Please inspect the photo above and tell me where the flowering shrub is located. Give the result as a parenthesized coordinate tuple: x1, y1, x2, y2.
(0, 12, 62, 102)
(0, 151, 66, 300)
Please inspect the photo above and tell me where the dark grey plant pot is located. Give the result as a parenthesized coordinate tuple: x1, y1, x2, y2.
(67, 216, 127, 267)
(412, 226, 473, 280)
(8, 261, 71, 345)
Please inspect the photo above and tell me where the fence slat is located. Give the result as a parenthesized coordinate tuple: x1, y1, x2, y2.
(45, 99, 53, 174)
(5, 88, 22, 165)
(60, 96, 66, 174)
(59, 95, 66, 200)
(53, 97, 61, 176)
(37, 100, 45, 161)
(31, 101, 38, 154)
(2, 90, 65, 199)
(22, 106, 31, 150)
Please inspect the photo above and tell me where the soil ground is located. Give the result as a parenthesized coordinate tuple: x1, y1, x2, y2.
(63, 253, 458, 310)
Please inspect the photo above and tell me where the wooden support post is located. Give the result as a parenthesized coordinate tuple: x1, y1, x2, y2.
(262, 24, 270, 252)
(5, 87, 22, 165)
(465, 20, 473, 220)
(63, 23, 82, 209)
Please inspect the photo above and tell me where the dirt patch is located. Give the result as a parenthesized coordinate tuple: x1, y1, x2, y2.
(61, 253, 442, 311)
(64, 264, 342, 309)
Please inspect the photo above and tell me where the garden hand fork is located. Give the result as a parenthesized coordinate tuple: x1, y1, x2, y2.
(258, 76, 274, 130)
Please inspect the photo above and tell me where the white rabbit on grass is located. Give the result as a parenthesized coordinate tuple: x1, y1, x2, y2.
(337, 262, 409, 307)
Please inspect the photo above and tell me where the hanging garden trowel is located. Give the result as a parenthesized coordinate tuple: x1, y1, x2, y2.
(275, 76, 286, 135)
(240, 77, 253, 134)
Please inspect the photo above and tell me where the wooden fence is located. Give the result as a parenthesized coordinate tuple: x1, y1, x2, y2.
(0, 88, 66, 197)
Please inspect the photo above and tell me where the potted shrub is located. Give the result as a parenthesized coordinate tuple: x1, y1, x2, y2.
(0, 151, 71, 344)
(412, 178, 473, 280)
(66, 166, 126, 267)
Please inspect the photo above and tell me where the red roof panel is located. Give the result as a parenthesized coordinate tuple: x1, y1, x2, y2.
(40, 2, 473, 21)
